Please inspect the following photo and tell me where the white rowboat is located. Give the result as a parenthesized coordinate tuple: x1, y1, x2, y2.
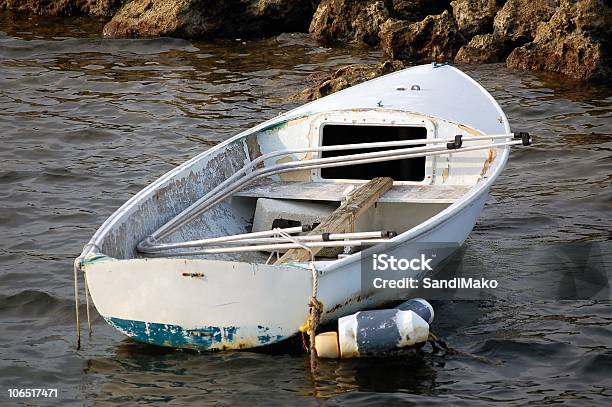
(76, 63, 528, 350)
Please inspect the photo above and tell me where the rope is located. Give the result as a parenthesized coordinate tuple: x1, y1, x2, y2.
(265, 230, 282, 264)
(84, 272, 92, 337)
(275, 228, 323, 367)
(74, 249, 99, 350)
(73, 257, 81, 350)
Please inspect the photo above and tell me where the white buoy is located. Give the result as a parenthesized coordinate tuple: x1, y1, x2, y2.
(314, 298, 434, 359)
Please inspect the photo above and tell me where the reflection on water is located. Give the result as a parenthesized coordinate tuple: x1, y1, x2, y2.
(1, 11, 611, 406)
(85, 340, 439, 403)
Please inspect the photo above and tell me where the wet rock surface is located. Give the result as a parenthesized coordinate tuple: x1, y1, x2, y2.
(309, 0, 390, 46)
(290, 60, 405, 101)
(380, 10, 465, 62)
(2, 0, 610, 80)
(103, 0, 318, 38)
(0, 0, 124, 16)
(451, 0, 500, 38)
(506, 0, 611, 80)
(454, 33, 507, 63)
(493, 0, 558, 46)
(453, 0, 559, 64)
(390, 0, 449, 22)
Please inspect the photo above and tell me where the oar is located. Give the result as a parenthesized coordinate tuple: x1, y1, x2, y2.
(143, 239, 393, 257)
(139, 230, 396, 253)
(140, 132, 532, 249)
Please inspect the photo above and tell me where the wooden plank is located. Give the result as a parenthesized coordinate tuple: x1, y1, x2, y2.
(275, 177, 394, 264)
(234, 180, 470, 203)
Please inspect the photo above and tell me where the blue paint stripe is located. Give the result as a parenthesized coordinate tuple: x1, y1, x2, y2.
(106, 317, 285, 350)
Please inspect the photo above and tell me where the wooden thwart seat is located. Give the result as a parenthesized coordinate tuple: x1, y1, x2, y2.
(235, 180, 471, 204)
(275, 177, 394, 264)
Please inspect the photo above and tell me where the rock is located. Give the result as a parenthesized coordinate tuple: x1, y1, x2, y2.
(0, 0, 124, 17)
(453, 0, 559, 65)
(380, 11, 465, 62)
(493, 0, 559, 46)
(103, 0, 189, 38)
(454, 33, 508, 63)
(454, 0, 559, 65)
(451, 0, 501, 38)
(103, 0, 318, 38)
(390, 0, 449, 22)
(258, 0, 319, 32)
(290, 60, 405, 101)
(308, 0, 390, 46)
(507, 0, 612, 80)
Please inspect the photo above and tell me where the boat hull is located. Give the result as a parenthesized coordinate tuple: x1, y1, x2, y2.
(80, 63, 511, 351)
(84, 188, 489, 350)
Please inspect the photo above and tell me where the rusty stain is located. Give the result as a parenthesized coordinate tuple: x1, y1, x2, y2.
(326, 292, 370, 314)
(245, 134, 263, 163)
(285, 116, 309, 127)
(442, 167, 449, 183)
(453, 124, 499, 180)
(480, 148, 497, 178)
(457, 123, 482, 136)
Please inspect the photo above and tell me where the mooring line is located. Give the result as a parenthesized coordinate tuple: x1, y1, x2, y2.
(74, 248, 99, 349)
(275, 228, 322, 370)
(84, 272, 92, 337)
(73, 257, 81, 350)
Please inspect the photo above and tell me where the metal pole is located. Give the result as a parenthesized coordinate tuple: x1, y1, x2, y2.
(234, 132, 516, 178)
(141, 139, 521, 248)
(146, 135, 515, 244)
(144, 239, 393, 257)
(140, 230, 393, 253)
(138, 225, 308, 252)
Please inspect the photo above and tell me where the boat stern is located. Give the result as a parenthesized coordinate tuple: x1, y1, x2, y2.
(81, 256, 313, 350)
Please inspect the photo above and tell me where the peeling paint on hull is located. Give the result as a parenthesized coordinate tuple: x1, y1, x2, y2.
(84, 258, 313, 351)
(107, 317, 285, 350)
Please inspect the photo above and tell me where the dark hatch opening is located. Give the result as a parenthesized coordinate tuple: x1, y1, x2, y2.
(320, 125, 427, 181)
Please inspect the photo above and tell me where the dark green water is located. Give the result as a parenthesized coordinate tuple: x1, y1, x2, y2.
(0, 12, 611, 406)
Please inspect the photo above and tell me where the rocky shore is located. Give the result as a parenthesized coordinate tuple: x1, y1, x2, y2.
(2, 0, 610, 88)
